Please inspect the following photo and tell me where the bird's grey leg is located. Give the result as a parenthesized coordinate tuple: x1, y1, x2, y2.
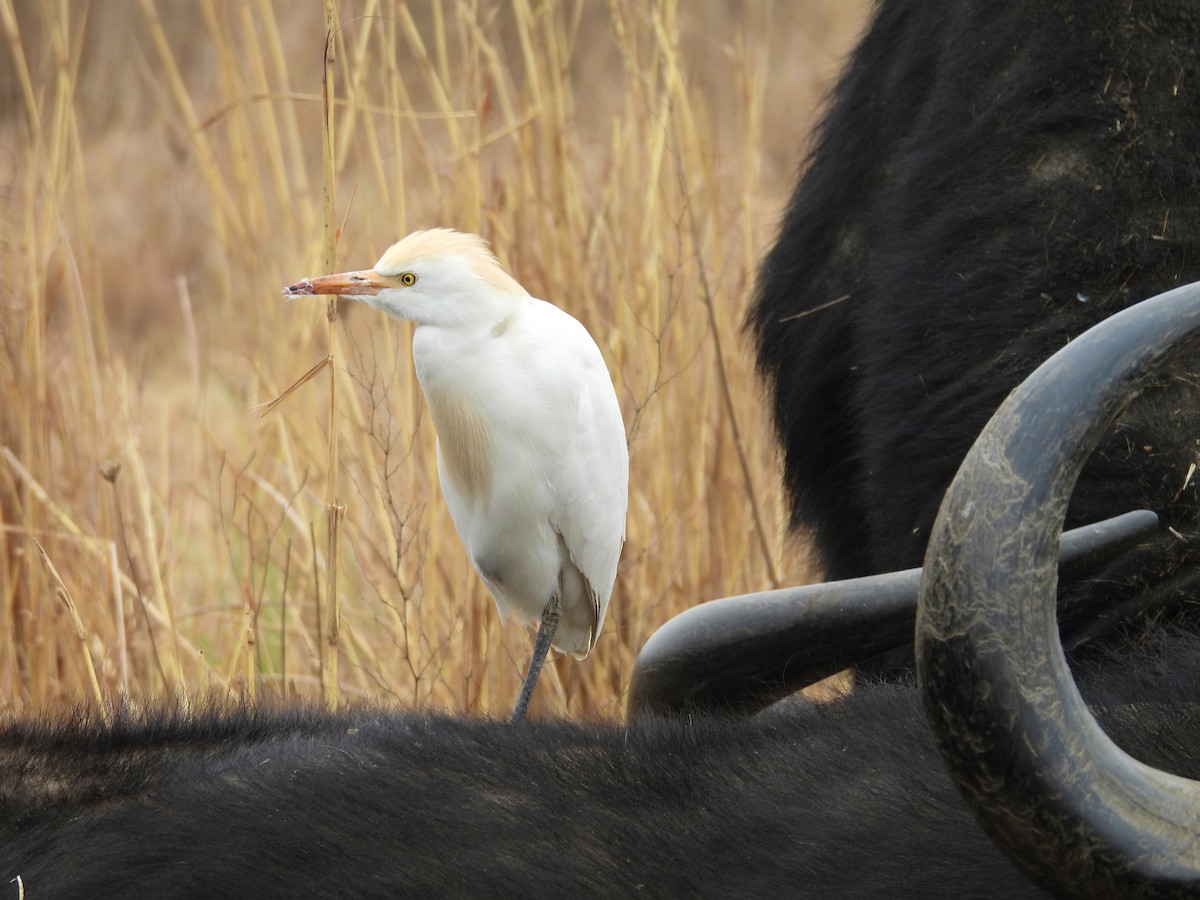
(510, 590, 562, 723)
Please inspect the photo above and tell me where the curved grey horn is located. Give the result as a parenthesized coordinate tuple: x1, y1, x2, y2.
(917, 281, 1200, 896)
(627, 508, 1159, 719)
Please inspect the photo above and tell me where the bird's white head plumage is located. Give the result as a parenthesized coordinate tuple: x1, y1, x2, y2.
(285, 228, 529, 330)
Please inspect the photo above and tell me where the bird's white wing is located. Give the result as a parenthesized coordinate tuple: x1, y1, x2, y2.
(534, 302, 629, 655)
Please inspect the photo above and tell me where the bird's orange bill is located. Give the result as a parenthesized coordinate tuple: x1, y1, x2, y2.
(283, 269, 386, 297)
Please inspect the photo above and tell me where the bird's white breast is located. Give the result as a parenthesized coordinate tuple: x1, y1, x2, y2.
(421, 383, 496, 505)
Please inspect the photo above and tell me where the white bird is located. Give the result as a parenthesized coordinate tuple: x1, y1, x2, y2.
(284, 229, 628, 721)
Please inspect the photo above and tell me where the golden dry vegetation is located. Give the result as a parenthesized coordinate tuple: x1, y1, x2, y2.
(0, 0, 868, 719)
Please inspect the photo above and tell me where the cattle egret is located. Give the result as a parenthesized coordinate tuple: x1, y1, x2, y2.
(284, 229, 628, 721)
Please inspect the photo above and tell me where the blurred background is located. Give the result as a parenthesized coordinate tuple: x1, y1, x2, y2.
(0, 0, 867, 718)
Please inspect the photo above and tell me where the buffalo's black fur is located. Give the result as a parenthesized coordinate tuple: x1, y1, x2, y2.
(749, 0, 1200, 648)
(1, 630, 1198, 899)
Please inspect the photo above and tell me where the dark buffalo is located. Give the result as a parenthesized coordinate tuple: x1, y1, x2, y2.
(0, 630, 1197, 898)
(748, 0, 1200, 657)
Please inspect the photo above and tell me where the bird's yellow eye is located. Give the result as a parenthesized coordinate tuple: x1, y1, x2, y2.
(399, 272, 417, 286)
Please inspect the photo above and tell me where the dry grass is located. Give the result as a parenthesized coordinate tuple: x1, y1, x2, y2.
(0, 0, 868, 719)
